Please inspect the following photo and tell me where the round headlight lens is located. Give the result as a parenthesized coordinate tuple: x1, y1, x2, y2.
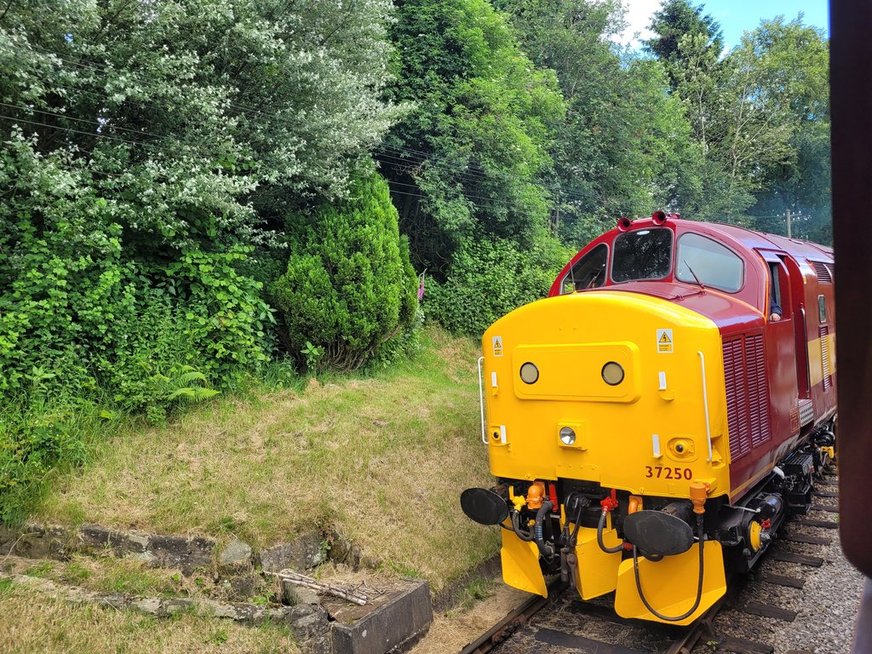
(519, 362, 539, 384)
(559, 427, 576, 446)
(601, 361, 624, 386)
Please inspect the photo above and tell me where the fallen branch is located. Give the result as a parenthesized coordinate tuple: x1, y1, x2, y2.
(272, 569, 369, 606)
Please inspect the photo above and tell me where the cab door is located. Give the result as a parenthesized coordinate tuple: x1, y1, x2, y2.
(757, 251, 801, 439)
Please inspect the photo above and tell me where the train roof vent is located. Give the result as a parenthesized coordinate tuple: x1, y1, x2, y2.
(811, 261, 832, 284)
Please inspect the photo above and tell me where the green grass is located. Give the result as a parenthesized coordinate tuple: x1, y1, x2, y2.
(11, 555, 186, 599)
(37, 326, 500, 592)
(0, 584, 299, 654)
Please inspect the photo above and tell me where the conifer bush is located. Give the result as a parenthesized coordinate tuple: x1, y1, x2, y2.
(272, 173, 418, 371)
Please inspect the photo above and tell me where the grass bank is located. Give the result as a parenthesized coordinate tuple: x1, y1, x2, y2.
(0, 579, 298, 654)
(36, 327, 499, 591)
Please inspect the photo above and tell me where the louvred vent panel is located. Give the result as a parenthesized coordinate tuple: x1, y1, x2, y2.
(812, 261, 832, 284)
(723, 335, 771, 461)
(820, 325, 832, 391)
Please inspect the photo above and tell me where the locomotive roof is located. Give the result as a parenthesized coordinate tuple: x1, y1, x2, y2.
(688, 221, 834, 262)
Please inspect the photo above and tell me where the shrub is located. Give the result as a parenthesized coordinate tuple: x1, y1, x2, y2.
(426, 234, 569, 336)
(272, 173, 418, 371)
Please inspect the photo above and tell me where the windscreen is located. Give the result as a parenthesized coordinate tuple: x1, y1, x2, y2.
(561, 244, 608, 293)
(611, 229, 672, 282)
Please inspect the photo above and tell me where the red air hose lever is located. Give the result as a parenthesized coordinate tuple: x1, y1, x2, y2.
(600, 489, 619, 512)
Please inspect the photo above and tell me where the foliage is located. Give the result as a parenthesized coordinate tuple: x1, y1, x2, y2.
(0, 399, 96, 524)
(645, 2, 829, 226)
(498, 0, 707, 239)
(427, 235, 568, 335)
(740, 18, 831, 241)
(272, 173, 418, 371)
(0, 0, 399, 522)
(382, 0, 565, 276)
(647, 0, 724, 87)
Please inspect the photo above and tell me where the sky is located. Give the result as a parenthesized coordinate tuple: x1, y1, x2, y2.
(617, 0, 830, 50)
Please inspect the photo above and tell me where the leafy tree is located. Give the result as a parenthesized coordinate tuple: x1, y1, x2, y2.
(647, 0, 724, 89)
(496, 0, 705, 241)
(0, 0, 400, 399)
(740, 18, 831, 241)
(271, 173, 418, 371)
(382, 0, 565, 277)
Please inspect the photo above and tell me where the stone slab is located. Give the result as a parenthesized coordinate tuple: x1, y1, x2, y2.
(147, 534, 214, 574)
(331, 580, 432, 654)
(260, 532, 327, 573)
(80, 524, 149, 554)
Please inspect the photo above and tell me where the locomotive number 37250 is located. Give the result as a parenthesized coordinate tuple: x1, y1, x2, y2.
(644, 466, 693, 480)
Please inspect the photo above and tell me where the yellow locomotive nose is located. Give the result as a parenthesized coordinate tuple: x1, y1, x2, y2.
(480, 290, 731, 624)
(482, 290, 729, 492)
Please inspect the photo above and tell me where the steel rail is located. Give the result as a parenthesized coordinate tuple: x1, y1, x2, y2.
(458, 581, 566, 654)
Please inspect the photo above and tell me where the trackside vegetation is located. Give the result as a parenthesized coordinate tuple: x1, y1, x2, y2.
(1, 0, 831, 533)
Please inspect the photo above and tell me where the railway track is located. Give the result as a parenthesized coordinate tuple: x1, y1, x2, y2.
(459, 470, 840, 654)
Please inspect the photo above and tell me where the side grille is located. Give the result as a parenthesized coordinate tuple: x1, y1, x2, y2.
(723, 335, 771, 461)
(820, 325, 832, 391)
(812, 261, 832, 284)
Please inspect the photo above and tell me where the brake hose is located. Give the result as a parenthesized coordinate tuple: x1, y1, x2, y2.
(596, 509, 624, 554)
(631, 514, 706, 622)
(510, 509, 534, 541)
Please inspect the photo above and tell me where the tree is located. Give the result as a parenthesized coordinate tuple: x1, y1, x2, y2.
(0, 0, 401, 398)
(647, 0, 723, 89)
(740, 17, 831, 242)
(497, 0, 705, 241)
(382, 0, 566, 277)
(271, 173, 418, 371)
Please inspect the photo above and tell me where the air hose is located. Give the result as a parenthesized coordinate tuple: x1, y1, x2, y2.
(510, 509, 534, 541)
(596, 508, 624, 554)
(631, 514, 706, 622)
(533, 500, 555, 558)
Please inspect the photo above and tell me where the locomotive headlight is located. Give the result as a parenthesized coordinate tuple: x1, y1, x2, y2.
(559, 426, 576, 446)
(601, 361, 624, 385)
(519, 362, 539, 384)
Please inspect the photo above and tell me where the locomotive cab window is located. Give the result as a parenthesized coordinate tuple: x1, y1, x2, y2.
(561, 244, 608, 293)
(611, 228, 672, 282)
(675, 233, 744, 292)
(767, 261, 791, 320)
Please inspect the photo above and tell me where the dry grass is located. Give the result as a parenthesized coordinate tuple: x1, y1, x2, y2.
(410, 583, 528, 654)
(0, 582, 298, 654)
(38, 327, 499, 591)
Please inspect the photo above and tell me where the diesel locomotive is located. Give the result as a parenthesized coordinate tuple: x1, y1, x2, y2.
(461, 212, 836, 624)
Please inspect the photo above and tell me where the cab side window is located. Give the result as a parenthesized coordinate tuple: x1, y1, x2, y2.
(561, 244, 608, 294)
(675, 233, 743, 292)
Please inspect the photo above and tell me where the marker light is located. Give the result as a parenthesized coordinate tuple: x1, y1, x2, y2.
(601, 361, 625, 385)
(559, 426, 576, 446)
(519, 362, 539, 384)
